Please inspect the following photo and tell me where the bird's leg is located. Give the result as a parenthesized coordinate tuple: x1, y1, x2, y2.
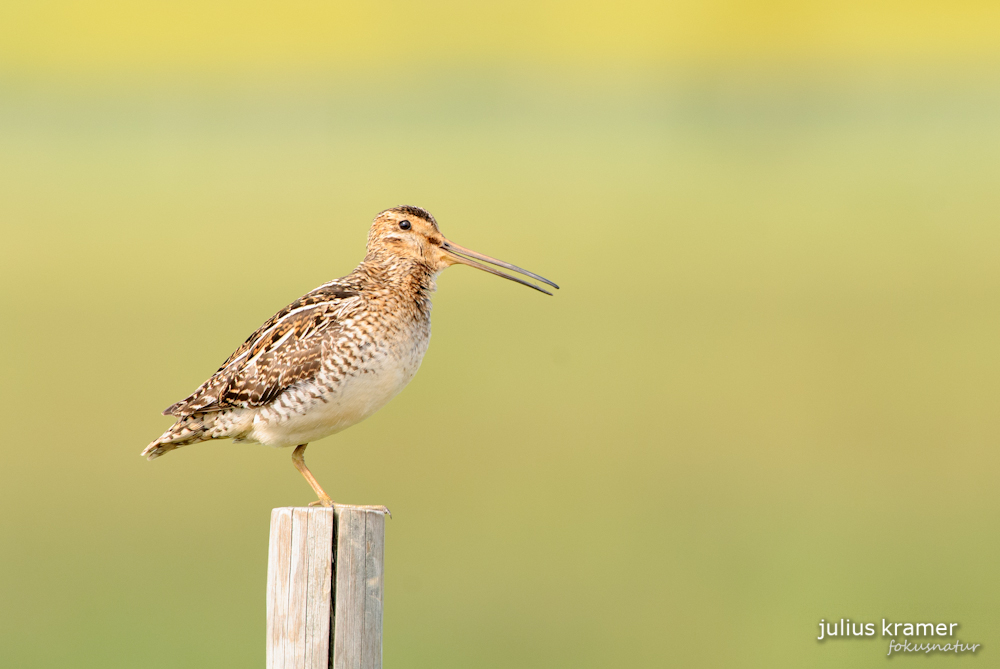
(291, 444, 334, 507)
(291, 444, 392, 516)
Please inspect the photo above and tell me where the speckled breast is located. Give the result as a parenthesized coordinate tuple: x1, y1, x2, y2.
(248, 313, 432, 448)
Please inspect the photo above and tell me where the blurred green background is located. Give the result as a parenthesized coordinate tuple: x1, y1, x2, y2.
(3, 1, 1000, 667)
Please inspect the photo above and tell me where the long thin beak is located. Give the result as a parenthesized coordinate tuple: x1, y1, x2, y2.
(442, 239, 560, 296)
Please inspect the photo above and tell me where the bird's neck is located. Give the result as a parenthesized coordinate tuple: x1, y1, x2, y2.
(356, 252, 438, 305)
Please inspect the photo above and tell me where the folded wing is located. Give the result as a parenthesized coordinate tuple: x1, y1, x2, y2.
(163, 285, 362, 417)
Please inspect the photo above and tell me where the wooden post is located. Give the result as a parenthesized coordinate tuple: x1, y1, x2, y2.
(266, 506, 386, 669)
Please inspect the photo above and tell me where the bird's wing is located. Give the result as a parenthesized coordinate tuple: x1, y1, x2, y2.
(163, 285, 362, 416)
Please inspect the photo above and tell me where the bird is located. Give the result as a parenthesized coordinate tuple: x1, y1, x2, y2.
(142, 205, 558, 508)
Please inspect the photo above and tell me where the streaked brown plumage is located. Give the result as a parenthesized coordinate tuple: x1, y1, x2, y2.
(142, 205, 558, 507)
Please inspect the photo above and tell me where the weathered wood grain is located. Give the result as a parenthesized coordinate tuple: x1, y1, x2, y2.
(266, 506, 386, 669)
(304, 509, 335, 668)
(360, 512, 385, 669)
(331, 507, 385, 669)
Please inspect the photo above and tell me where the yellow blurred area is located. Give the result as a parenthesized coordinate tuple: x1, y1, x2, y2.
(2, 0, 1000, 74)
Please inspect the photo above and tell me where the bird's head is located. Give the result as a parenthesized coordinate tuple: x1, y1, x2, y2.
(367, 205, 559, 295)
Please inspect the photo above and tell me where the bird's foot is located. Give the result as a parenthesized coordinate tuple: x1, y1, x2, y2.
(306, 498, 390, 517)
(307, 490, 335, 507)
(333, 503, 392, 518)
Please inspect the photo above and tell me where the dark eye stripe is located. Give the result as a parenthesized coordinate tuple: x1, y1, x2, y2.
(399, 220, 411, 230)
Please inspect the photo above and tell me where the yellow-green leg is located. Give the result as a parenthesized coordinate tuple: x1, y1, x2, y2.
(292, 444, 334, 507)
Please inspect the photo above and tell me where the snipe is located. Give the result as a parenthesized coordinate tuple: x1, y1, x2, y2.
(142, 206, 558, 508)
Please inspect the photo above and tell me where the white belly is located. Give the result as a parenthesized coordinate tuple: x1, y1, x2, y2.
(246, 335, 428, 447)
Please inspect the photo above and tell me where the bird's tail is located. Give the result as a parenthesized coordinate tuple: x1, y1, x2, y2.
(141, 414, 218, 460)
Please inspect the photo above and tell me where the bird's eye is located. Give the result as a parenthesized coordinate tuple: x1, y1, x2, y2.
(399, 220, 411, 230)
